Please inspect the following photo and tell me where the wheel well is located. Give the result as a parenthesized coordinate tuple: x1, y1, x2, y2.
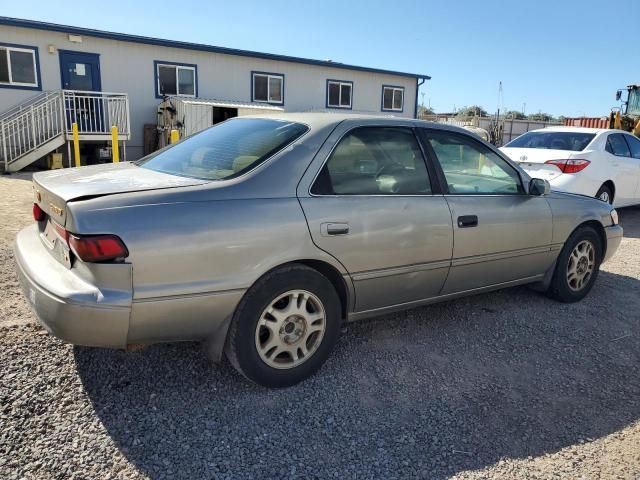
(210, 260, 349, 363)
(576, 220, 607, 257)
(294, 260, 349, 320)
(599, 180, 615, 200)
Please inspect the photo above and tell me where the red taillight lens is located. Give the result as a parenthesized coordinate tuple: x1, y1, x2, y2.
(33, 203, 45, 222)
(68, 234, 129, 262)
(545, 159, 590, 173)
(53, 221, 69, 242)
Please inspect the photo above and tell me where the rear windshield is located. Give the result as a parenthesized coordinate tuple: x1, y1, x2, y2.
(506, 131, 595, 152)
(138, 118, 308, 180)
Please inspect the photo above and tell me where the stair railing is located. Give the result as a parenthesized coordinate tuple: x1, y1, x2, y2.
(1, 91, 65, 171)
(1, 90, 131, 171)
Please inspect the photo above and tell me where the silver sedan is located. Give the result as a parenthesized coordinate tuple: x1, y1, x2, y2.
(15, 114, 623, 387)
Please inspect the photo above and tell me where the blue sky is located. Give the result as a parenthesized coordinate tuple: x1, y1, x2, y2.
(3, 0, 638, 117)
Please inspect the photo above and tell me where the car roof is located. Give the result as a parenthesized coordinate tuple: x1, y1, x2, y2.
(528, 126, 613, 135)
(240, 112, 469, 134)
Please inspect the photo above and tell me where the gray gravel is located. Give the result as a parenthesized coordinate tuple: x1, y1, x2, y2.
(1, 173, 639, 479)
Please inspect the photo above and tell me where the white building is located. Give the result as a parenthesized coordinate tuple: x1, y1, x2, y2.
(0, 17, 429, 172)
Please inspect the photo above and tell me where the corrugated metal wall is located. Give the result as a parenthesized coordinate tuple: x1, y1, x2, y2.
(563, 117, 609, 129)
(422, 115, 561, 145)
(477, 118, 559, 145)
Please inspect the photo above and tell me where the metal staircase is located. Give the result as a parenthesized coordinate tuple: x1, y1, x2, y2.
(0, 90, 130, 173)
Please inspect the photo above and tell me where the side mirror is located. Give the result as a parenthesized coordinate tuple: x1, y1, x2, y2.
(529, 178, 550, 196)
(616, 90, 622, 101)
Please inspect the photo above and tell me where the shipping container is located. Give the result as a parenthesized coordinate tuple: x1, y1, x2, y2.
(563, 117, 609, 129)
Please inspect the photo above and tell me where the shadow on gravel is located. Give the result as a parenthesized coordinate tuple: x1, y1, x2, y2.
(75, 270, 640, 480)
(618, 205, 640, 239)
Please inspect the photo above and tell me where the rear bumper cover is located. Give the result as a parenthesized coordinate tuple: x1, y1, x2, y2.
(547, 174, 602, 199)
(603, 224, 623, 262)
(14, 225, 131, 348)
(14, 224, 243, 355)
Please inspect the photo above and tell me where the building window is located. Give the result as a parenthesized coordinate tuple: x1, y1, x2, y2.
(252, 72, 284, 104)
(326, 80, 352, 109)
(382, 85, 404, 112)
(0, 44, 39, 89)
(155, 61, 197, 98)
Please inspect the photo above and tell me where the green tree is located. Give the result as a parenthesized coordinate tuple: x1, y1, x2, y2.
(528, 112, 554, 122)
(503, 110, 526, 120)
(417, 105, 435, 117)
(456, 105, 488, 118)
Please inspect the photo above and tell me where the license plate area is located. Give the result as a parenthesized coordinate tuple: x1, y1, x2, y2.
(41, 220, 72, 268)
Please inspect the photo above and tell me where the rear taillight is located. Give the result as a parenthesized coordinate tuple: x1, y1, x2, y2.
(545, 159, 590, 173)
(68, 234, 129, 263)
(53, 222, 69, 242)
(48, 217, 128, 263)
(33, 203, 45, 222)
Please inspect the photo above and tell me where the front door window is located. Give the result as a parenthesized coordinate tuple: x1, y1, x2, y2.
(424, 130, 523, 194)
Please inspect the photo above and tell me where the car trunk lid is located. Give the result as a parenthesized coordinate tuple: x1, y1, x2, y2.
(32, 162, 208, 267)
(32, 162, 208, 226)
(500, 147, 581, 181)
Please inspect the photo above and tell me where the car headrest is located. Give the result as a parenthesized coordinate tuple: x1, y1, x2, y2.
(233, 155, 259, 172)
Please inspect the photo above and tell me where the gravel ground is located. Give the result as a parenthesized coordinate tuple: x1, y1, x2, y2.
(1, 173, 639, 480)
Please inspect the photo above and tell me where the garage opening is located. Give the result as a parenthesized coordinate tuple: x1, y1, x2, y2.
(156, 96, 284, 150)
(212, 107, 238, 124)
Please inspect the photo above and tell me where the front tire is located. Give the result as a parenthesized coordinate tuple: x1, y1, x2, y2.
(547, 226, 602, 302)
(225, 264, 341, 388)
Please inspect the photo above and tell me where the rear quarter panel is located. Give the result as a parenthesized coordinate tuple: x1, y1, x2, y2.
(66, 193, 348, 342)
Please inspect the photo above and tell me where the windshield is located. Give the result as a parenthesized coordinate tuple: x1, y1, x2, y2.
(506, 131, 595, 152)
(138, 118, 308, 180)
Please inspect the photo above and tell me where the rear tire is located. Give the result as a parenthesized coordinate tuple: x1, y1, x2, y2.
(595, 184, 613, 204)
(225, 264, 341, 388)
(547, 226, 602, 303)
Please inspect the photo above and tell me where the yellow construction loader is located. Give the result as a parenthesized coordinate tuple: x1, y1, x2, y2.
(610, 84, 640, 136)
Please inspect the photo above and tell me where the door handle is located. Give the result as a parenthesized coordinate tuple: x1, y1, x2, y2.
(457, 215, 478, 228)
(322, 222, 350, 236)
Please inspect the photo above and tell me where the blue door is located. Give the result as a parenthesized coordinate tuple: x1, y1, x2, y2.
(59, 51, 103, 132)
(59, 51, 101, 91)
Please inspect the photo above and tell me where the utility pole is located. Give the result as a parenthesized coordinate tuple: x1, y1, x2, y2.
(522, 103, 526, 115)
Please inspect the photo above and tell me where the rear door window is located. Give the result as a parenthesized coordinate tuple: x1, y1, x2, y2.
(311, 127, 432, 195)
(623, 135, 640, 159)
(606, 134, 632, 157)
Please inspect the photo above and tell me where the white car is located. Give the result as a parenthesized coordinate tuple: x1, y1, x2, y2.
(501, 127, 640, 207)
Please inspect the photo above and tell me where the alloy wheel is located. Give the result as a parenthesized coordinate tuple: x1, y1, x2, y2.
(255, 289, 326, 369)
(566, 240, 595, 292)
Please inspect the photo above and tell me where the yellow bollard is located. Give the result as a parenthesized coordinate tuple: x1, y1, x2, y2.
(111, 126, 120, 163)
(72, 122, 81, 167)
(170, 129, 180, 144)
